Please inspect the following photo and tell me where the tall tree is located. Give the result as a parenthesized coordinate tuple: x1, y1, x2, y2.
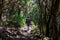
(51, 0, 60, 40)
(0, 0, 2, 20)
(37, 0, 44, 40)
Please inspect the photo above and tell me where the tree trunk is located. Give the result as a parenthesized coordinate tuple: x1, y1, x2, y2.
(52, 0, 59, 40)
(0, 0, 2, 20)
(37, 0, 44, 40)
(44, 0, 50, 37)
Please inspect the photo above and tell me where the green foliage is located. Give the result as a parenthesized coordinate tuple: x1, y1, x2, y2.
(1, 0, 40, 26)
(0, 0, 60, 40)
(18, 15, 26, 26)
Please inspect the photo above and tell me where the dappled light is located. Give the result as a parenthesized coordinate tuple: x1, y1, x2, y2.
(0, 0, 60, 40)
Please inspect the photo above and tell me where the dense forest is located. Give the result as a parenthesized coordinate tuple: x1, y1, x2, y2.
(0, 0, 60, 40)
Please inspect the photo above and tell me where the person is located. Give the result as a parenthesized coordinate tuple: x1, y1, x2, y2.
(26, 16, 31, 30)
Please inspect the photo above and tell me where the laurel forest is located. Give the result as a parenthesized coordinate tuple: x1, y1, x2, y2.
(0, 0, 60, 40)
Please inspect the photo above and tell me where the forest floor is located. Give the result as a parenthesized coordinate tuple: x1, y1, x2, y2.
(0, 25, 50, 40)
(0, 25, 37, 40)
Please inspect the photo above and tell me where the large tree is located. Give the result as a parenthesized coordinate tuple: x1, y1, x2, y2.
(51, 0, 60, 40)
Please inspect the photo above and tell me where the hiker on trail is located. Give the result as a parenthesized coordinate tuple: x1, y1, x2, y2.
(26, 16, 31, 30)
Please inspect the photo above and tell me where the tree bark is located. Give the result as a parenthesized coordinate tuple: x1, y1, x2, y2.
(37, 0, 44, 40)
(52, 0, 59, 40)
(0, 0, 2, 20)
